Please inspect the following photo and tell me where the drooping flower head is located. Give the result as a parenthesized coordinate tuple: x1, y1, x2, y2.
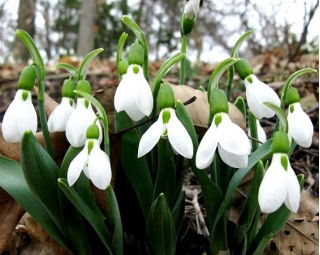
(196, 88, 251, 169)
(258, 131, 301, 213)
(67, 123, 111, 190)
(184, 0, 201, 19)
(48, 79, 76, 132)
(2, 66, 38, 143)
(138, 84, 193, 159)
(66, 80, 102, 147)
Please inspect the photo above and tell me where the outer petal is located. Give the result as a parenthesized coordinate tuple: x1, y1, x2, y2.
(88, 144, 112, 190)
(218, 114, 251, 155)
(138, 112, 164, 158)
(184, 0, 200, 18)
(196, 123, 219, 169)
(114, 73, 129, 112)
(218, 146, 248, 168)
(48, 97, 74, 132)
(284, 163, 301, 212)
(134, 69, 153, 117)
(67, 148, 87, 186)
(245, 75, 280, 119)
(2, 95, 20, 142)
(167, 109, 193, 159)
(258, 153, 287, 213)
(287, 103, 313, 148)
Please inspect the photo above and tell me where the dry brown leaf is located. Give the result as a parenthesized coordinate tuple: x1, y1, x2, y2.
(300, 94, 318, 112)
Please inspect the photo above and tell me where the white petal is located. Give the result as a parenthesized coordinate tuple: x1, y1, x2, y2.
(167, 109, 193, 159)
(284, 163, 301, 212)
(245, 75, 280, 119)
(2, 95, 20, 142)
(218, 114, 251, 155)
(48, 97, 74, 132)
(67, 148, 87, 186)
(218, 146, 248, 168)
(134, 69, 153, 117)
(196, 123, 219, 169)
(248, 119, 267, 145)
(88, 145, 112, 190)
(138, 112, 164, 158)
(258, 153, 287, 213)
(114, 74, 129, 112)
(287, 103, 313, 148)
(184, 0, 200, 18)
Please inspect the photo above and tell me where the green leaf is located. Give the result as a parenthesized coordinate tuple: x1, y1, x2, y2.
(234, 96, 247, 119)
(248, 111, 259, 151)
(116, 32, 128, 65)
(147, 194, 176, 255)
(78, 48, 104, 80)
(281, 68, 317, 109)
(0, 156, 70, 252)
(58, 178, 113, 254)
(55, 63, 78, 75)
(226, 65, 234, 100)
(212, 139, 273, 231)
(172, 191, 185, 234)
(106, 186, 124, 255)
(115, 112, 154, 219)
(231, 30, 256, 58)
(74, 90, 110, 155)
(263, 102, 288, 132)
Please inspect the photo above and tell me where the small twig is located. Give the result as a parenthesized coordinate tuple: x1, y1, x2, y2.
(248, 136, 263, 144)
(192, 189, 210, 237)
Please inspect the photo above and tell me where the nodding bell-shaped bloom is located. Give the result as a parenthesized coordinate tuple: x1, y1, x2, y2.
(184, 0, 201, 18)
(258, 153, 300, 213)
(2, 89, 37, 143)
(138, 108, 193, 159)
(48, 97, 75, 132)
(66, 98, 102, 147)
(67, 137, 111, 190)
(244, 74, 280, 119)
(249, 119, 267, 145)
(114, 65, 153, 122)
(196, 113, 251, 169)
(287, 102, 313, 148)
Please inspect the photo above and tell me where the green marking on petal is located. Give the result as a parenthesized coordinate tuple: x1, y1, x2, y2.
(162, 109, 171, 124)
(69, 99, 74, 106)
(87, 140, 94, 154)
(289, 104, 294, 113)
(214, 113, 222, 127)
(84, 99, 89, 108)
(21, 91, 29, 101)
(246, 76, 253, 83)
(133, 65, 140, 74)
(280, 154, 288, 171)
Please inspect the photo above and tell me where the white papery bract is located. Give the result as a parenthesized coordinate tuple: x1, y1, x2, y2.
(196, 113, 251, 169)
(184, 0, 201, 18)
(244, 74, 280, 119)
(67, 139, 111, 190)
(114, 65, 153, 121)
(48, 97, 75, 132)
(138, 108, 193, 159)
(248, 119, 267, 145)
(2, 89, 37, 143)
(66, 98, 102, 147)
(287, 102, 313, 148)
(258, 153, 300, 213)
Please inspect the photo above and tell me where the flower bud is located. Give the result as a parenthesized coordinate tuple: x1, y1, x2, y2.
(181, 16, 195, 35)
(118, 59, 129, 76)
(209, 88, 229, 116)
(157, 83, 175, 109)
(286, 87, 300, 105)
(128, 41, 144, 66)
(62, 79, 76, 98)
(76, 80, 92, 96)
(86, 123, 100, 139)
(234, 59, 253, 80)
(272, 131, 289, 153)
(17, 65, 37, 91)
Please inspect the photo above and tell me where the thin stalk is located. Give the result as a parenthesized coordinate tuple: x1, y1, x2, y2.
(248, 112, 259, 152)
(179, 35, 188, 85)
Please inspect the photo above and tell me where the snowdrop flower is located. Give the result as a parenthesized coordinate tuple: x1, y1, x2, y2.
(248, 119, 267, 145)
(2, 89, 37, 143)
(114, 64, 153, 121)
(67, 124, 111, 190)
(244, 74, 280, 119)
(48, 79, 76, 132)
(196, 113, 251, 169)
(258, 153, 300, 213)
(138, 108, 193, 159)
(184, 0, 201, 18)
(288, 102, 313, 148)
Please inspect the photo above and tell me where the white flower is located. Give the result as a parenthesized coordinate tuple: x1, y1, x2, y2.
(244, 74, 280, 119)
(287, 102, 313, 148)
(184, 0, 201, 19)
(67, 139, 111, 190)
(258, 153, 300, 213)
(196, 113, 251, 169)
(138, 108, 193, 159)
(248, 119, 267, 145)
(114, 65, 153, 121)
(2, 89, 37, 143)
(66, 98, 102, 147)
(48, 97, 75, 132)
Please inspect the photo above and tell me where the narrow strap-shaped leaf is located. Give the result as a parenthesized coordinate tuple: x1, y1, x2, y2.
(55, 63, 78, 75)
(248, 111, 259, 151)
(58, 178, 114, 254)
(116, 33, 128, 66)
(234, 96, 247, 119)
(263, 102, 288, 132)
(147, 194, 176, 255)
(78, 48, 104, 80)
(172, 191, 185, 234)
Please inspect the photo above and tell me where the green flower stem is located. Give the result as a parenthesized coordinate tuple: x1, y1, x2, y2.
(179, 35, 188, 85)
(248, 112, 259, 152)
(226, 66, 234, 100)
